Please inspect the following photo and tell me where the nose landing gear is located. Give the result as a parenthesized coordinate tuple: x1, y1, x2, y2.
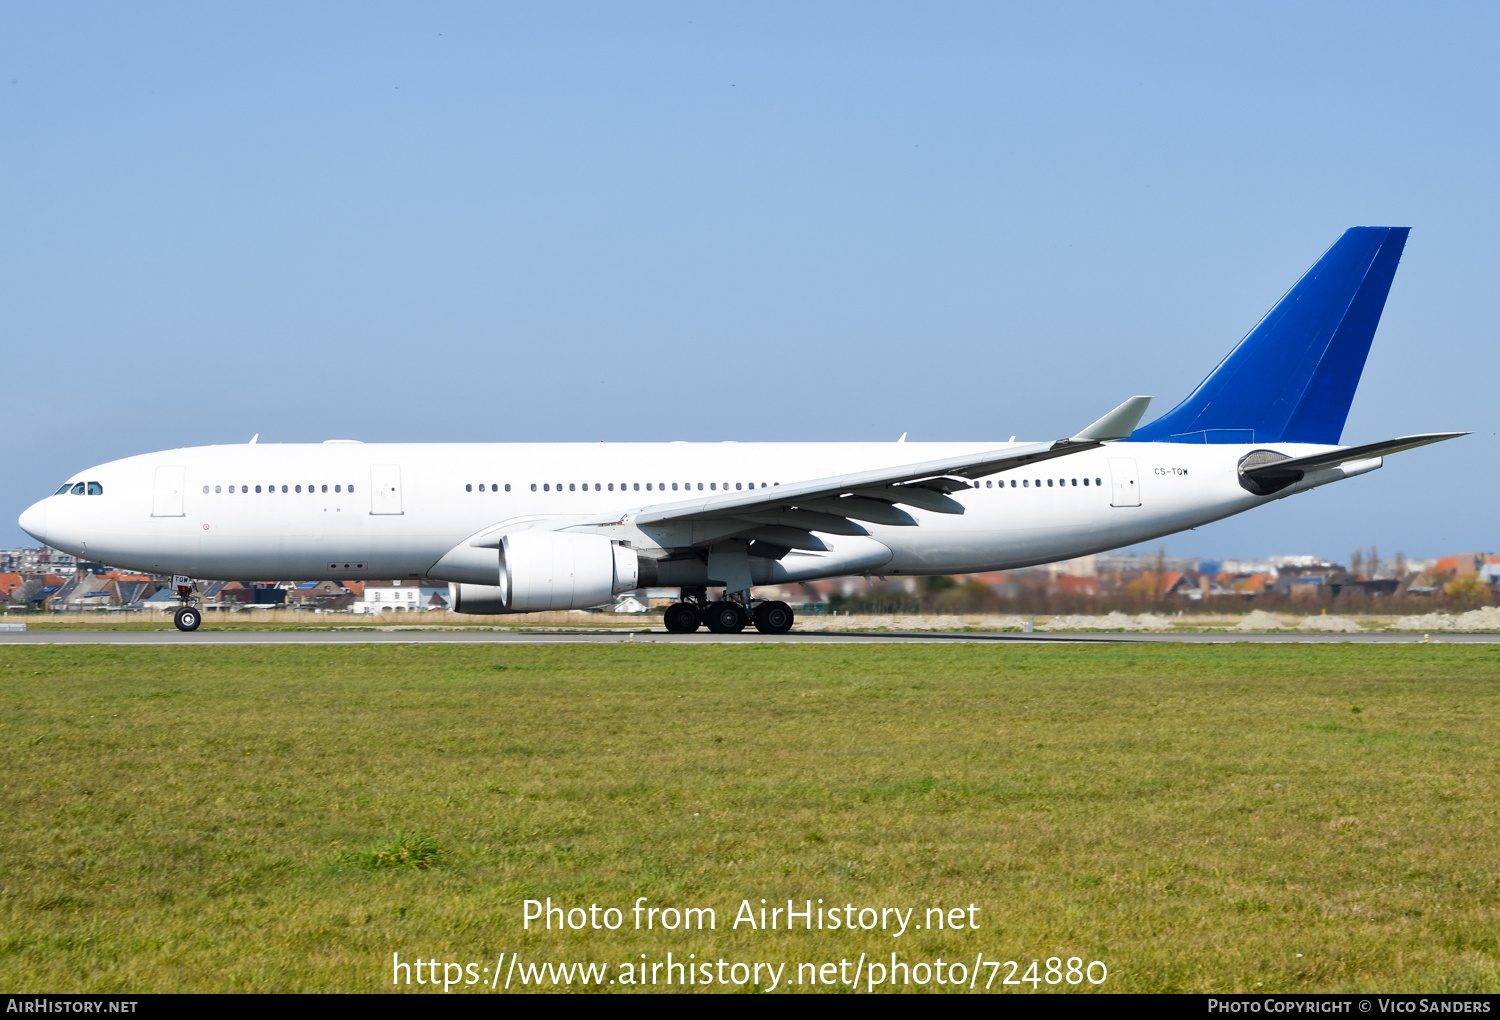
(170, 575, 202, 632)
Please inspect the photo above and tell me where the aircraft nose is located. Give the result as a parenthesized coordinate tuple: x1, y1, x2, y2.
(18, 500, 49, 545)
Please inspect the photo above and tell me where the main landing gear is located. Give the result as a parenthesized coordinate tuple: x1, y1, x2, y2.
(663, 588, 795, 635)
(170, 575, 202, 632)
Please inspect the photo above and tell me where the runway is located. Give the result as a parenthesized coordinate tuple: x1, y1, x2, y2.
(0, 628, 1494, 645)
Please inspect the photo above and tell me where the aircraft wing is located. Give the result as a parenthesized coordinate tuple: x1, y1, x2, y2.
(585, 396, 1153, 552)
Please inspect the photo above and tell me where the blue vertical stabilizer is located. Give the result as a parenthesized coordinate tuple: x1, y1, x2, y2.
(1129, 227, 1409, 445)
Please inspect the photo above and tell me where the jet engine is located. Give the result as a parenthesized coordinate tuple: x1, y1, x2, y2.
(448, 531, 651, 614)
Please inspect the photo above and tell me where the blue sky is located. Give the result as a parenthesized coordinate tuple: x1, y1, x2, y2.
(3, 2, 1496, 561)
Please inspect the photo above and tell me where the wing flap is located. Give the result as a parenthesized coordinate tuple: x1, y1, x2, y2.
(795, 496, 918, 526)
(736, 509, 871, 536)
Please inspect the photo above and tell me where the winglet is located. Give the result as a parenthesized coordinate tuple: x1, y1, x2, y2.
(1071, 396, 1153, 442)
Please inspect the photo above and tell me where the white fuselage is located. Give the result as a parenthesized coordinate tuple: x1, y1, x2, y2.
(18, 439, 1362, 584)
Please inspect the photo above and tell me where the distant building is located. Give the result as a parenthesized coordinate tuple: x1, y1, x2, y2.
(1045, 555, 1097, 578)
(1095, 552, 1198, 574)
(1433, 553, 1497, 578)
(0, 547, 78, 575)
(1270, 555, 1335, 570)
(1054, 575, 1100, 596)
(355, 579, 424, 613)
(287, 580, 352, 608)
(1219, 559, 1277, 577)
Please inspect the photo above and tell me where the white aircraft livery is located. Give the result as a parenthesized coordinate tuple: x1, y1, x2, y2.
(18, 227, 1464, 633)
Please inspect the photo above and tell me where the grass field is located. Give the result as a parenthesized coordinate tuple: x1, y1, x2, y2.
(2, 643, 1498, 993)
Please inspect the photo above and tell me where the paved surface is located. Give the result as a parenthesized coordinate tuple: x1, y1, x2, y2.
(0, 628, 1494, 645)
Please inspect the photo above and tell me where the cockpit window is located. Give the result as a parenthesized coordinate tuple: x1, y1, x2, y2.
(87, 482, 103, 495)
(70, 482, 86, 495)
(55, 484, 72, 495)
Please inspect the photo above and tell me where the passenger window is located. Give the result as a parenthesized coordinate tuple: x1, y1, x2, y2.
(255, 485, 262, 493)
(595, 483, 601, 491)
(568, 483, 574, 491)
(202, 485, 209, 494)
(478, 484, 485, 492)
(281, 485, 288, 493)
(347, 485, 353, 493)
(321, 485, 328, 493)
(1095, 477, 1102, 486)
(697, 482, 703, 490)
(466, 484, 472, 492)
(986, 480, 992, 488)
(71, 482, 85, 495)
(646, 483, 652, 491)
(505, 484, 511, 492)
(633, 483, 640, 491)
(671, 483, 678, 491)
(1082, 478, 1089, 486)
(1022, 480, 1028, 487)
(735, 482, 742, 490)
(216, 485, 222, 493)
(608, 483, 614, 491)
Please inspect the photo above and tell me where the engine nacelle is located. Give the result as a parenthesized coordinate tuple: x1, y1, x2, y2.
(448, 532, 645, 614)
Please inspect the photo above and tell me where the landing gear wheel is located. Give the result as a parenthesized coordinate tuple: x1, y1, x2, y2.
(753, 601, 795, 634)
(663, 603, 701, 633)
(173, 607, 201, 632)
(704, 601, 748, 634)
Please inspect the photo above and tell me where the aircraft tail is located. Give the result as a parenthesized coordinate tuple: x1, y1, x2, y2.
(1129, 227, 1409, 445)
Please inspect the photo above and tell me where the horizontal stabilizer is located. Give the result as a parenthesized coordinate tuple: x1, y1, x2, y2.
(1239, 432, 1466, 494)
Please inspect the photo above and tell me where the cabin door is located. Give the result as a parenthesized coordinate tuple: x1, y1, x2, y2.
(1108, 458, 1141, 507)
(369, 465, 404, 515)
(150, 466, 186, 517)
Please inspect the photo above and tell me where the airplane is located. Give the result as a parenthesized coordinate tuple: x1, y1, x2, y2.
(17, 226, 1464, 634)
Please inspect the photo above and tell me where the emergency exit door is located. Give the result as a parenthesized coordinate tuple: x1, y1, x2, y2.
(1109, 458, 1141, 507)
(369, 465, 403, 515)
